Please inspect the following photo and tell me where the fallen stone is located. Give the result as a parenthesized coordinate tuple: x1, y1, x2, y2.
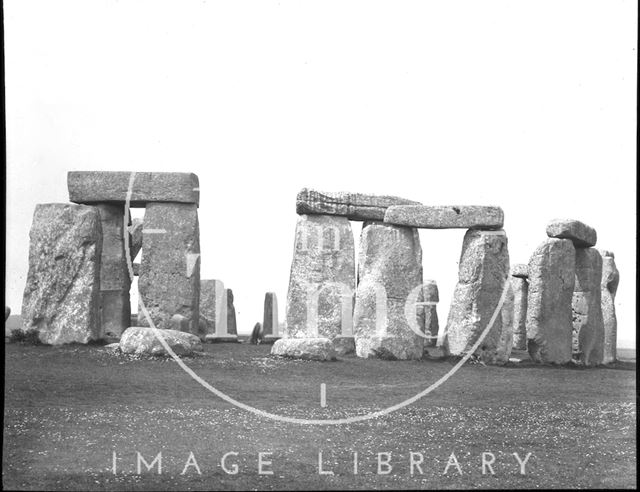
(95, 203, 131, 340)
(526, 238, 576, 364)
(271, 337, 337, 361)
(128, 218, 144, 260)
(296, 188, 420, 221)
(511, 275, 529, 350)
(510, 263, 529, 279)
(104, 342, 120, 351)
(262, 292, 280, 338)
(442, 229, 511, 364)
(422, 280, 439, 348)
(21, 204, 102, 345)
(354, 222, 424, 360)
(599, 249, 619, 364)
(285, 215, 355, 342)
(384, 205, 504, 230)
(68, 171, 200, 207)
(137, 203, 200, 333)
(119, 327, 202, 356)
(546, 219, 597, 248)
(226, 289, 238, 336)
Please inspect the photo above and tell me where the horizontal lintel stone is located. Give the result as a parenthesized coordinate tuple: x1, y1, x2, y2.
(546, 219, 597, 248)
(296, 188, 420, 221)
(384, 205, 504, 229)
(68, 171, 199, 207)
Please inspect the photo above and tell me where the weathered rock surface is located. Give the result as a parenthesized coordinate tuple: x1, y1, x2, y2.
(128, 218, 144, 260)
(384, 205, 504, 230)
(263, 292, 280, 338)
(496, 281, 515, 364)
(510, 263, 529, 279)
(170, 313, 191, 332)
(546, 219, 597, 248)
(271, 337, 337, 361)
(285, 215, 355, 341)
(442, 230, 511, 364)
(421, 280, 439, 348)
(200, 279, 229, 338)
(95, 203, 131, 340)
(119, 327, 202, 356)
(68, 171, 200, 207)
(511, 275, 529, 350)
(226, 289, 238, 336)
(526, 238, 576, 364)
(21, 204, 102, 344)
(332, 336, 356, 355)
(572, 248, 604, 366)
(354, 222, 424, 360)
(137, 203, 200, 333)
(296, 188, 420, 221)
(599, 250, 619, 364)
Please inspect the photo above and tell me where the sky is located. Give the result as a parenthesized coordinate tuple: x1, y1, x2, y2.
(4, 0, 637, 346)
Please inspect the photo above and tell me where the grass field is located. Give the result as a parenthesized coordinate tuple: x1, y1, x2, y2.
(2, 340, 636, 490)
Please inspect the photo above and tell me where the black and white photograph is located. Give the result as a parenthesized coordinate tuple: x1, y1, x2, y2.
(2, 1, 637, 490)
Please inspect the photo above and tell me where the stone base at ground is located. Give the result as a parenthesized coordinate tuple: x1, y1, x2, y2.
(204, 334, 239, 343)
(271, 337, 337, 361)
(21, 203, 102, 345)
(332, 336, 356, 355)
(119, 327, 203, 356)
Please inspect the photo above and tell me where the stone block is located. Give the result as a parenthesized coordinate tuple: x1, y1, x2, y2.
(384, 205, 504, 230)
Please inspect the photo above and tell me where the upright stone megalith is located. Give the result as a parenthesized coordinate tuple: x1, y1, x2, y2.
(95, 203, 131, 340)
(510, 264, 529, 350)
(526, 238, 576, 364)
(285, 215, 355, 349)
(443, 229, 511, 364)
(263, 292, 280, 340)
(201, 279, 237, 342)
(572, 248, 604, 366)
(353, 222, 424, 360)
(138, 203, 200, 333)
(422, 280, 439, 348)
(599, 250, 619, 364)
(226, 288, 238, 336)
(21, 204, 102, 344)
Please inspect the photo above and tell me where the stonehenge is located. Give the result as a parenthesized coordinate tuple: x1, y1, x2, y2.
(19, 176, 622, 366)
(600, 250, 619, 364)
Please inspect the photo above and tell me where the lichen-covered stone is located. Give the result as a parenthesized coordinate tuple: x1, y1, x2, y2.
(119, 327, 202, 356)
(526, 238, 576, 364)
(442, 230, 511, 364)
(599, 250, 619, 364)
(510, 263, 529, 279)
(270, 337, 337, 361)
(546, 219, 597, 248)
(21, 203, 102, 344)
(68, 171, 200, 207)
(511, 275, 528, 350)
(285, 215, 355, 341)
(296, 188, 420, 221)
(138, 203, 200, 333)
(354, 222, 424, 360)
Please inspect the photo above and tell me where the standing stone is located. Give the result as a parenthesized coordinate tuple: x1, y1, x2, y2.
(138, 203, 200, 333)
(21, 204, 102, 344)
(284, 215, 355, 354)
(422, 280, 439, 348)
(526, 238, 576, 364)
(510, 267, 529, 351)
(201, 279, 237, 342)
(599, 250, 619, 364)
(353, 222, 424, 360)
(128, 218, 144, 260)
(442, 230, 511, 364)
(572, 248, 604, 366)
(296, 188, 420, 221)
(95, 203, 131, 340)
(263, 292, 280, 341)
(496, 280, 515, 364)
(5, 306, 10, 321)
(226, 288, 238, 336)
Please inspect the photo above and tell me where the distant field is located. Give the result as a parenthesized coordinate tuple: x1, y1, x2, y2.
(2, 340, 636, 490)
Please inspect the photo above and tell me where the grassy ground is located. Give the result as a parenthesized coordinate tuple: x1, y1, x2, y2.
(3, 340, 636, 490)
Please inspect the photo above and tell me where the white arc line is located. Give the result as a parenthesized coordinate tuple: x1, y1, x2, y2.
(126, 171, 512, 426)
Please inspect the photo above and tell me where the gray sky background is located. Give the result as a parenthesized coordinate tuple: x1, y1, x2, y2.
(4, 1, 637, 346)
